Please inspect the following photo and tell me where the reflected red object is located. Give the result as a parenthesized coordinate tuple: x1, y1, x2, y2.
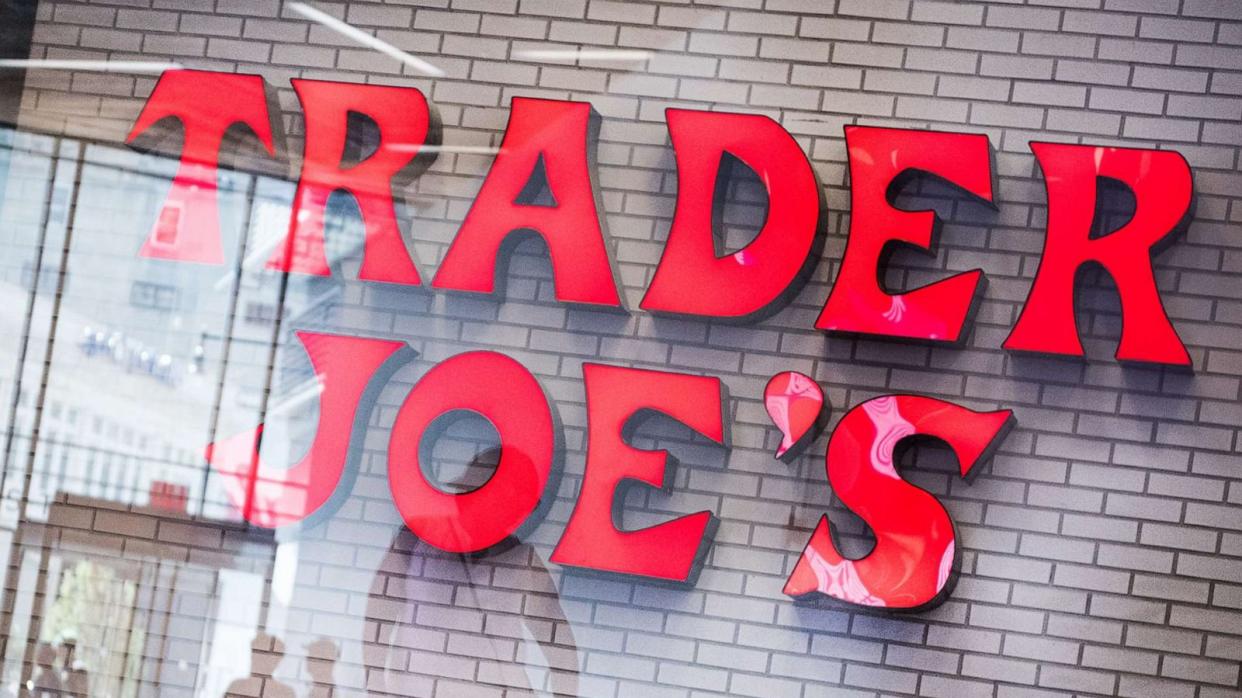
(387, 351, 557, 553)
(817, 126, 995, 342)
(432, 97, 621, 306)
(267, 79, 434, 284)
(551, 364, 725, 582)
(641, 109, 821, 319)
(128, 69, 276, 265)
(785, 395, 1012, 610)
(1003, 143, 1193, 365)
(206, 332, 410, 528)
(149, 481, 189, 513)
(763, 371, 825, 460)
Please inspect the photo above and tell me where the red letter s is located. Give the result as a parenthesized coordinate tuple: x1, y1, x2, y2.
(785, 395, 1012, 610)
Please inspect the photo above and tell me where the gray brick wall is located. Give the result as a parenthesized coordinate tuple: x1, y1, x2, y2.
(8, 0, 1242, 696)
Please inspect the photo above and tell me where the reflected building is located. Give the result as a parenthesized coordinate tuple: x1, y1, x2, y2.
(0, 128, 344, 698)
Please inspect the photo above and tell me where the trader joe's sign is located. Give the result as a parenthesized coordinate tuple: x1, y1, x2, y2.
(135, 70, 1194, 613)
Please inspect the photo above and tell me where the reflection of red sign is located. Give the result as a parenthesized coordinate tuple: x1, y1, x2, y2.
(205, 331, 412, 528)
(149, 481, 189, 513)
(152, 203, 182, 246)
(128, 70, 276, 265)
(137, 70, 1201, 612)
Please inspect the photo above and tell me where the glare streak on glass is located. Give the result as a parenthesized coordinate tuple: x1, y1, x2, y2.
(0, 60, 184, 73)
(515, 49, 653, 62)
(287, 2, 447, 77)
(386, 145, 503, 154)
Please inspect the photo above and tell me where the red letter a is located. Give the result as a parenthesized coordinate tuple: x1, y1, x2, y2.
(432, 97, 620, 306)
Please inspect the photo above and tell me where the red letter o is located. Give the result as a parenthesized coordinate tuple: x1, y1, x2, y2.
(388, 352, 557, 553)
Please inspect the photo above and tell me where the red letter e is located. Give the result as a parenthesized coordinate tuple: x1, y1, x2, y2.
(551, 364, 726, 583)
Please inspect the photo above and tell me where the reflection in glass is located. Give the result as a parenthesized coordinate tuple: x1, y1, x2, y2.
(366, 531, 580, 697)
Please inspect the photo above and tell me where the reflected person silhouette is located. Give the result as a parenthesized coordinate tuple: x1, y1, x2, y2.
(364, 451, 578, 696)
(59, 642, 87, 698)
(304, 638, 338, 698)
(29, 643, 62, 697)
(224, 633, 295, 698)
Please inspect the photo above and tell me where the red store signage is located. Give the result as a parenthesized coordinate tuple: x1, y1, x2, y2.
(138, 70, 1194, 613)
